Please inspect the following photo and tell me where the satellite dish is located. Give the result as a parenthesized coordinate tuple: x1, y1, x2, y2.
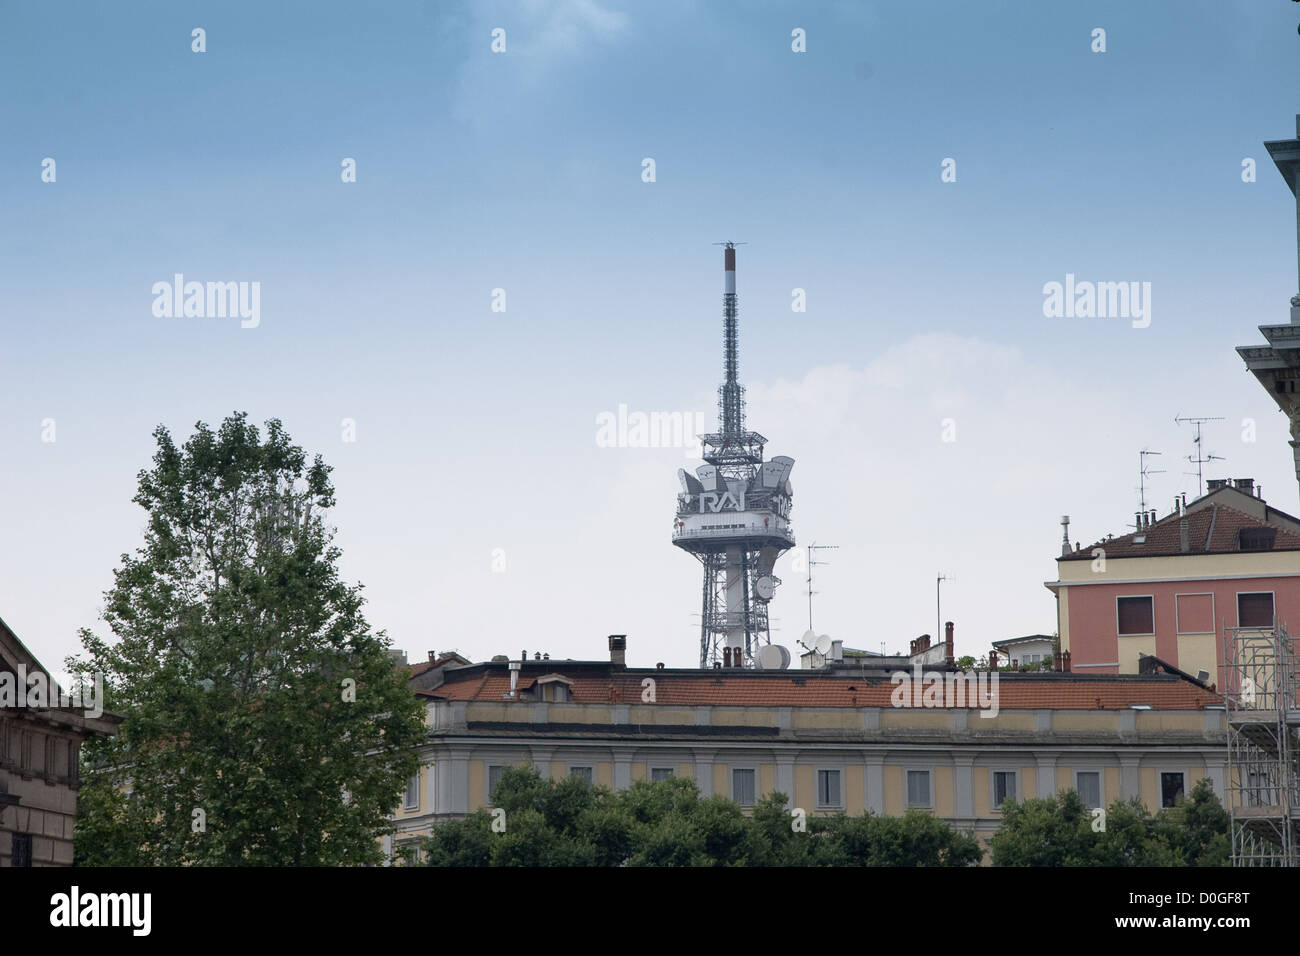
(777, 645, 791, 669)
(800, 629, 818, 651)
(814, 633, 833, 655)
(755, 575, 775, 601)
(758, 645, 783, 670)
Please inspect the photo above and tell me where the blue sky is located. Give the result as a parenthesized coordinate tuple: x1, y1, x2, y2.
(3, 1, 1300, 670)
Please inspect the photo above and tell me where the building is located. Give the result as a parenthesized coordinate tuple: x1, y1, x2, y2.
(992, 635, 1056, 669)
(1236, 114, 1300, 503)
(387, 635, 1226, 862)
(0, 616, 118, 867)
(1048, 481, 1300, 689)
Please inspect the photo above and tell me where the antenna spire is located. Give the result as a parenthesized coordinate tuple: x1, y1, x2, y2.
(714, 241, 748, 439)
(1175, 415, 1226, 498)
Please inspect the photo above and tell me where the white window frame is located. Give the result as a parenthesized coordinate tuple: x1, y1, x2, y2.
(567, 764, 594, 784)
(815, 767, 843, 809)
(404, 772, 420, 810)
(731, 766, 758, 807)
(1116, 594, 1156, 637)
(990, 769, 1018, 811)
(1075, 770, 1103, 810)
(906, 769, 933, 810)
(1174, 591, 1215, 634)
(1236, 591, 1276, 630)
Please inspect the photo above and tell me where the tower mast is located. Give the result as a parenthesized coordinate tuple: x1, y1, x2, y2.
(673, 244, 797, 668)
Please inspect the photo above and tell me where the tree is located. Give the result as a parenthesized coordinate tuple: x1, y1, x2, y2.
(1155, 779, 1230, 866)
(989, 790, 1099, 866)
(71, 413, 425, 865)
(991, 785, 1229, 866)
(419, 768, 982, 867)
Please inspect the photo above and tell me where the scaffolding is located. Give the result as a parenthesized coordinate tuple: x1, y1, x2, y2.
(1223, 620, 1299, 866)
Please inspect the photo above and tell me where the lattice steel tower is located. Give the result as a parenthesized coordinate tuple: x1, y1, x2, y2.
(672, 244, 796, 668)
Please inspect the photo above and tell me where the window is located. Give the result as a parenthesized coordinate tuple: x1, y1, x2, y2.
(906, 770, 931, 809)
(1117, 596, 1154, 636)
(1076, 771, 1102, 810)
(569, 766, 593, 784)
(1160, 772, 1185, 808)
(11, 833, 32, 868)
(1245, 770, 1276, 808)
(404, 773, 420, 810)
(487, 765, 505, 801)
(817, 769, 842, 808)
(1238, 527, 1276, 551)
(732, 768, 756, 806)
(650, 767, 674, 782)
(992, 771, 1016, 808)
(1238, 593, 1275, 629)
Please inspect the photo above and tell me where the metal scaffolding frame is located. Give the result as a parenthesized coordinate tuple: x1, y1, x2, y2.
(1222, 619, 1299, 866)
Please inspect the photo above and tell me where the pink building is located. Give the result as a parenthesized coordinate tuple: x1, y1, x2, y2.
(1047, 481, 1300, 690)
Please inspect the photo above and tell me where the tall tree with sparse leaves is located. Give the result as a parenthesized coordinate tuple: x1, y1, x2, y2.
(70, 413, 424, 865)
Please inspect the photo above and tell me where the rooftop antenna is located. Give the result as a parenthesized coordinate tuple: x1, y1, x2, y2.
(1174, 415, 1226, 498)
(936, 573, 952, 648)
(806, 543, 839, 632)
(1138, 449, 1165, 513)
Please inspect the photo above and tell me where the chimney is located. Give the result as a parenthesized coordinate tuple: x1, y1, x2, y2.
(989, 650, 998, 671)
(1179, 516, 1190, 553)
(1053, 647, 1062, 670)
(508, 660, 521, 697)
(944, 622, 954, 663)
(608, 634, 627, 669)
(1060, 515, 1071, 557)
(723, 646, 732, 667)
(428, 650, 437, 663)
(831, 639, 843, 662)
(1062, 650, 1072, 673)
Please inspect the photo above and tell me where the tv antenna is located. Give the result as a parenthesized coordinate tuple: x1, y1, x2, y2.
(1174, 415, 1225, 498)
(936, 573, 953, 647)
(1138, 449, 1165, 513)
(805, 543, 839, 632)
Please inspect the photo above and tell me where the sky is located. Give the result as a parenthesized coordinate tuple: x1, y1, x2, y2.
(3, 0, 1300, 672)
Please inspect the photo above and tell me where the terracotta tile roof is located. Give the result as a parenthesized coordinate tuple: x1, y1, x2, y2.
(1063, 502, 1300, 560)
(408, 660, 437, 679)
(417, 669, 1219, 710)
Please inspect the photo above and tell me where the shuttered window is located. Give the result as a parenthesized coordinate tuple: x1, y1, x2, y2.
(1117, 596, 1154, 635)
(1238, 593, 1275, 628)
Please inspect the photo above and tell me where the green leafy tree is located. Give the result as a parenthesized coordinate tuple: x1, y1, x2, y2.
(990, 790, 1099, 866)
(1155, 779, 1230, 866)
(992, 785, 1229, 866)
(420, 769, 981, 867)
(71, 413, 425, 865)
